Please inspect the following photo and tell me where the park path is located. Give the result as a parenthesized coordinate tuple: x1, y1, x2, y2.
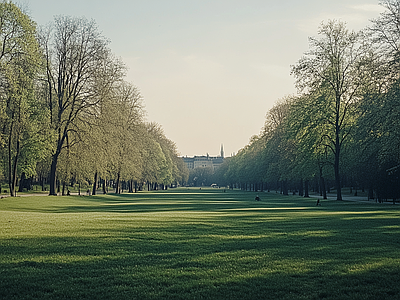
(308, 192, 397, 204)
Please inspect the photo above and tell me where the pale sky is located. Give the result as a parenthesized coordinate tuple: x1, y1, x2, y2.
(25, 0, 384, 157)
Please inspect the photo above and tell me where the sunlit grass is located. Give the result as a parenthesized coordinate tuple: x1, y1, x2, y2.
(1, 188, 399, 299)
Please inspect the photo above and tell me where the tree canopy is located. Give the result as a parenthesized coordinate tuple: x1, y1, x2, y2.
(217, 1, 400, 201)
(0, 2, 188, 196)
(2, 0, 400, 200)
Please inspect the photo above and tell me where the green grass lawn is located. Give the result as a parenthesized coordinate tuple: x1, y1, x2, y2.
(1, 188, 399, 300)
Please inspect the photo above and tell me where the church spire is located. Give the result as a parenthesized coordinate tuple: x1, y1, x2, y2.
(220, 144, 224, 158)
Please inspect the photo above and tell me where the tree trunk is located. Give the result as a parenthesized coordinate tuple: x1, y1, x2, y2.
(9, 139, 20, 197)
(8, 123, 14, 197)
(321, 177, 327, 199)
(282, 180, 288, 195)
(8, 123, 17, 197)
(319, 167, 327, 199)
(334, 105, 343, 200)
(304, 180, 310, 197)
(49, 153, 59, 196)
(115, 172, 120, 194)
(334, 150, 342, 200)
(49, 128, 68, 196)
(368, 186, 374, 200)
(18, 172, 26, 193)
(299, 179, 304, 196)
(92, 172, 98, 195)
(102, 178, 107, 194)
(128, 180, 133, 193)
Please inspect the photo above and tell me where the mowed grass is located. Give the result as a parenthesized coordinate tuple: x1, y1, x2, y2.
(1, 189, 399, 300)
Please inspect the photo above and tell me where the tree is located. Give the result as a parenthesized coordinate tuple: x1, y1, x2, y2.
(41, 16, 124, 195)
(261, 97, 296, 194)
(0, 2, 44, 196)
(173, 156, 189, 187)
(108, 82, 144, 193)
(286, 93, 337, 199)
(355, 84, 400, 200)
(145, 122, 183, 188)
(291, 20, 369, 200)
(189, 166, 214, 187)
(369, 0, 400, 85)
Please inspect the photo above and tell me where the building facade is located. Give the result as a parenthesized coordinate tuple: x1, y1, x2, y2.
(183, 145, 224, 171)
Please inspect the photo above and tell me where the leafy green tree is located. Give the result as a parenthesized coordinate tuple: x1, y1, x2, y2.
(189, 166, 214, 187)
(140, 134, 167, 190)
(286, 93, 336, 198)
(173, 156, 189, 187)
(41, 16, 124, 195)
(145, 123, 183, 188)
(214, 157, 231, 187)
(355, 85, 400, 199)
(261, 97, 296, 194)
(100, 81, 144, 194)
(369, 0, 400, 85)
(0, 1, 45, 196)
(345, 0, 400, 199)
(291, 20, 369, 200)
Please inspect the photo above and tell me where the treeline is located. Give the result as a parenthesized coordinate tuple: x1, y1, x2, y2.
(0, 2, 189, 196)
(217, 1, 400, 201)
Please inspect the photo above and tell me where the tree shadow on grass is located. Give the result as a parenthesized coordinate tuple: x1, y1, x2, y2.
(10, 192, 385, 214)
(1, 235, 399, 300)
(1, 191, 400, 299)
(1, 208, 400, 300)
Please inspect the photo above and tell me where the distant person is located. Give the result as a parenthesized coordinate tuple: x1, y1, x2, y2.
(316, 199, 321, 206)
(255, 195, 261, 201)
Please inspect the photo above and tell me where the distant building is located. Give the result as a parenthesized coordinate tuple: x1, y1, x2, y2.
(183, 145, 224, 171)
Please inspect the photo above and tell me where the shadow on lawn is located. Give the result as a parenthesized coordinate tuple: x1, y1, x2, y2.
(1, 234, 399, 300)
(1, 190, 400, 299)
(1, 208, 400, 299)
(21, 191, 394, 215)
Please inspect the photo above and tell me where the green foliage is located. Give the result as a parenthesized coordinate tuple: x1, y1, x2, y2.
(221, 6, 400, 199)
(0, 1, 46, 196)
(2, 0, 400, 200)
(33, 14, 186, 193)
(188, 166, 214, 186)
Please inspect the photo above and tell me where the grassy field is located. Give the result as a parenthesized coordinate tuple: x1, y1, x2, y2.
(0, 188, 399, 300)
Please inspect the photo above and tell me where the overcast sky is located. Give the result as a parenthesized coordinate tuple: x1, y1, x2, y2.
(26, 0, 384, 157)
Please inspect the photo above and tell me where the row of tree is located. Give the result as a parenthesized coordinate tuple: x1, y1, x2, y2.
(216, 0, 400, 201)
(0, 2, 189, 196)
